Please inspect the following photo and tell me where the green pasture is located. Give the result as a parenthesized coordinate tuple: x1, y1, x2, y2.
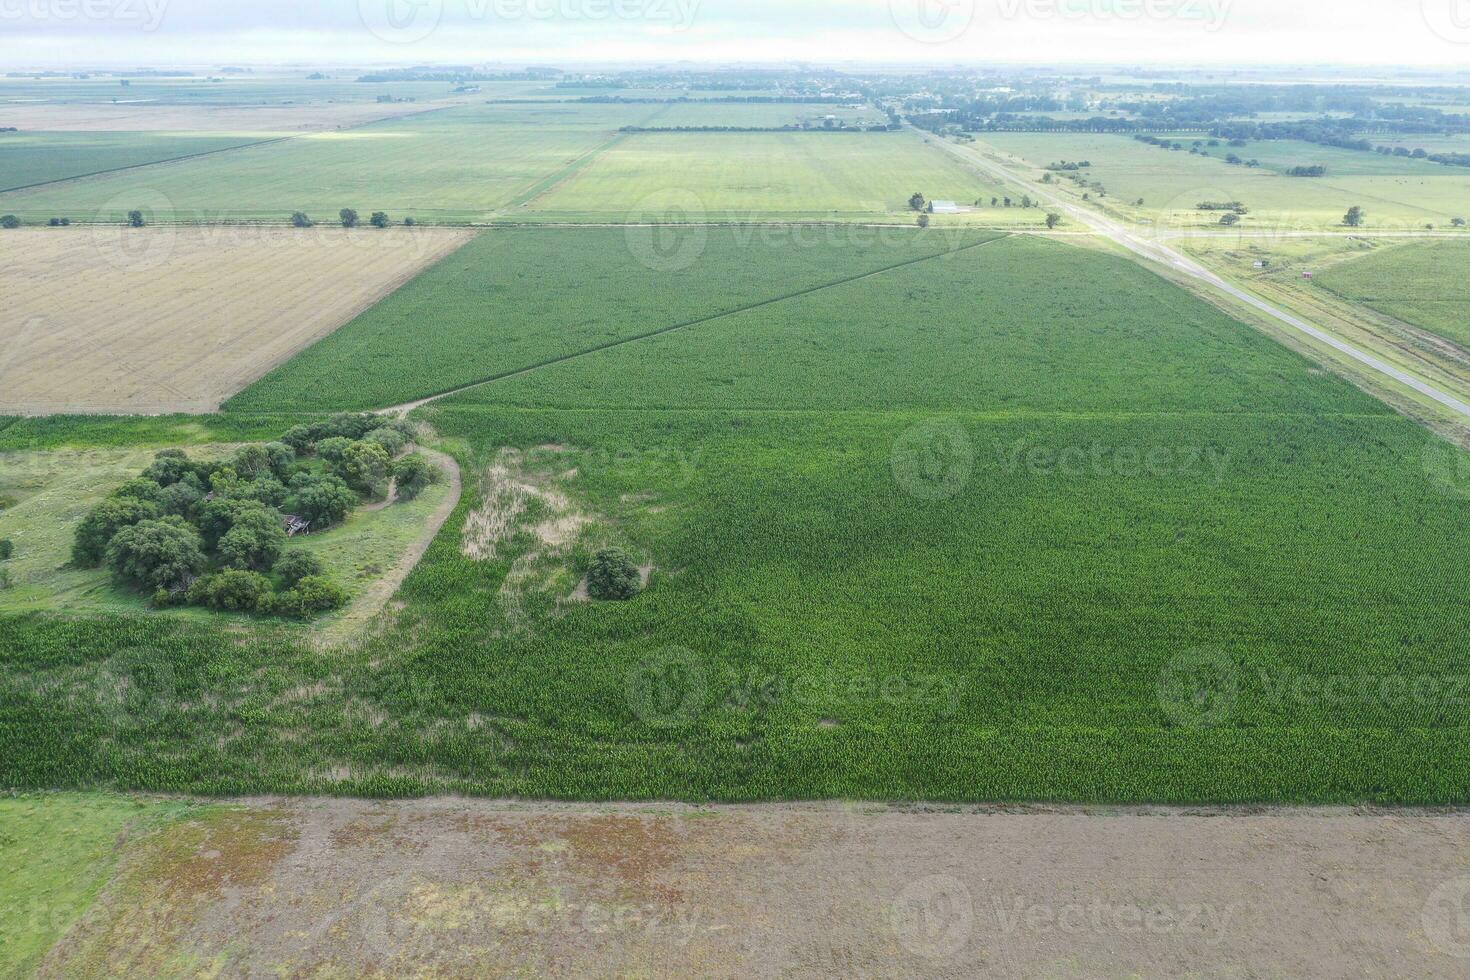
(1316, 239, 1470, 349)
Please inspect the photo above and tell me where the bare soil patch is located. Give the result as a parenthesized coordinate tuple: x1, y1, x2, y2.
(38, 798, 1470, 978)
(0, 226, 474, 415)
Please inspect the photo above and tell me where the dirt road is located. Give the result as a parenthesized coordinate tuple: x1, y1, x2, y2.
(39, 798, 1470, 978)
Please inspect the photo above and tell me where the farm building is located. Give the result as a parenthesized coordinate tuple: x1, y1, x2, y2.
(928, 200, 962, 214)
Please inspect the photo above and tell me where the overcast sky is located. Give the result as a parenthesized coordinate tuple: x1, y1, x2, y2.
(3, 0, 1469, 68)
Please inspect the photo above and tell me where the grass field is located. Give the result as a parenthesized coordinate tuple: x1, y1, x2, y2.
(225, 226, 1006, 413)
(0, 795, 199, 977)
(0, 131, 279, 192)
(637, 103, 886, 128)
(526, 131, 1032, 222)
(0, 226, 473, 414)
(979, 132, 1470, 230)
(0, 102, 662, 223)
(4, 231, 1470, 804)
(1315, 240, 1470, 349)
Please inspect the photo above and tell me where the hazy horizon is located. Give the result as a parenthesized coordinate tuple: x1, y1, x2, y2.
(4, 0, 1469, 70)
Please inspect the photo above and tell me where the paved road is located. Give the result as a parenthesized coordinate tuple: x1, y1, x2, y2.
(918, 128, 1470, 423)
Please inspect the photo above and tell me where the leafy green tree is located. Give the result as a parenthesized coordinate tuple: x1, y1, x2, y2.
(370, 211, 391, 228)
(587, 548, 642, 601)
(0, 540, 12, 561)
(141, 449, 195, 487)
(1453, 217, 1466, 228)
(105, 517, 206, 591)
(341, 441, 392, 498)
(112, 477, 164, 504)
(916, 213, 930, 228)
(273, 549, 324, 587)
(365, 426, 407, 456)
(314, 437, 353, 464)
(127, 210, 146, 228)
(73, 497, 160, 566)
(0, 215, 19, 230)
(280, 425, 315, 453)
(218, 507, 287, 572)
(198, 498, 274, 551)
(290, 211, 314, 228)
(392, 453, 437, 501)
(1220, 213, 1240, 226)
(1045, 212, 1062, 229)
(908, 192, 926, 211)
(159, 480, 205, 520)
(289, 475, 358, 528)
(1343, 206, 1365, 227)
(231, 444, 272, 480)
(264, 442, 297, 477)
(339, 208, 360, 228)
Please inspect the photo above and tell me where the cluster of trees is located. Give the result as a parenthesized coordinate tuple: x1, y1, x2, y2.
(71, 414, 436, 618)
(329, 209, 415, 229)
(1045, 160, 1091, 171)
(1196, 201, 1249, 213)
(1286, 165, 1328, 178)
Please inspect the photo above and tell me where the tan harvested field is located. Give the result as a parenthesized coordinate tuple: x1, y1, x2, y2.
(1, 226, 475, 415)
(0, 97, 476, 133)
(33, 799, 1470, 978)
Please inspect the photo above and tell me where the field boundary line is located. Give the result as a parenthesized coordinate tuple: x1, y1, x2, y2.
(0, 134, 300, 195)
(380, 233, 1011, 415)
(501, 103, 672, 213)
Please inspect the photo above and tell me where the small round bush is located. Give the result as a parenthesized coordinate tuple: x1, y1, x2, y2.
(274, 576, 348, 618)
(587, 548, 642, 602)
(0, 215, 20, 230)
(273, 548, 324, 587)
(190, 570, 273, 613)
